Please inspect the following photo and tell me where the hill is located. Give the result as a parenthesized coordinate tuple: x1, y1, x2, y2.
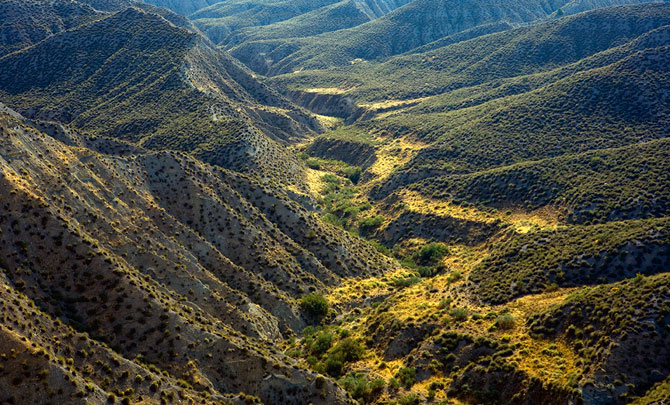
(468, 217, 670, 304)
(230, 0, 663, 75)
(141, 0, 219, 15)
(271, 2, 670, 102)
(0, 6, 321, 188)
(191, 0, 340, 44)
(219, 0, 414, 47)
(364, 37, 670, 199)
(409, 137, 670, 225)
(529, 272, 670, 403)
(0, 103, 398, 403)
(0, 0, 100, 57)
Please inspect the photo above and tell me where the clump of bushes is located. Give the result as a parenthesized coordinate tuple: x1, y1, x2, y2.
(338, 373, 385, 403)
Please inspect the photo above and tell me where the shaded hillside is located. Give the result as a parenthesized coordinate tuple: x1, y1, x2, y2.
(0, 0, 99, 57)
(230, 0, 662, 75)
(529, 272, 670, 403)
(468, 217, 670, 304)
(141, 0, 219, 15)
(367, 41, 670, 200)
(191, 0, 339, 43)
(0, 6, 322, 188)
(271, 3, 670, 102)
(0, 104, 399, 402)
(409, 138, 670, 225)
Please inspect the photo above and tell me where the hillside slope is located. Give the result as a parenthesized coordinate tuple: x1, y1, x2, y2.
(230, 0, 663, 75)
(0, 6, 321, 189)
(271, 3, 670, 102)
(220, 0, 414, 47)
(0, 103, 399, 403)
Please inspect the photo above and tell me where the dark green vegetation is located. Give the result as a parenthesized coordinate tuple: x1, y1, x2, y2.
(409, 138, 670, 225)
(271, 2, 670, 404)
(232, 0, 660, 76)
(0, 101, 395, 403)
(300, 293, 330, 321)
(273, 3, 670, 100)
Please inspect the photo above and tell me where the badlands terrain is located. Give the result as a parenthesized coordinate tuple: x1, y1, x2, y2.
(0, 0, 669, 404)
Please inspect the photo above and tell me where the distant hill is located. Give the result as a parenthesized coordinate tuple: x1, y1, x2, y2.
(141, 0, 219, 15)
(272, 2, 670, 102)
(0, 0, 99, 57)
(191, 0, 340, 43)
(230, 0, 663, 75)
(219, 0, 414, 47)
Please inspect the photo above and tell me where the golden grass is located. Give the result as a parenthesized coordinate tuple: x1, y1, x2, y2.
(395, 189, 560, 234)
(305, 87, 351, 94)
(313, 113, 344, 130)
(326, 247, 580, 401)
(359, 97, 431, 111)
(362, 136, 428, 192)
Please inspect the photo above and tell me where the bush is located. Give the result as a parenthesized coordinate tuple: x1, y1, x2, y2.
(496, 314, 516, 330)
(331, 338, 365, 362)
(450, 308, 469, 322)
(321, 338, 366, 377)
(416, 243, 450, 266)
(391, 274, 421, 288)
(398, 393, 420, 405)
(310, 331, 334, 355)
(359, 216, 384, 235)
(343, 167, 362, 184)
(300, 293, 329, 321)
(395, 367, 416, 388)
(338, 373, 383, 402)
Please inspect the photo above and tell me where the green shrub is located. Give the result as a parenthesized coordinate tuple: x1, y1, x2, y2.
(416, 243, 449, 266)
(450, 308, 469, 322)
(331, 338, 365, 362)
(395, 367, 416, 388)
(495, 314, 516, 330)
(300, 293, 329, 321)
(338, 373, 383, 402)
(343, 167, 362, 184)
(310, 331, 334, 355)
(398, 393, 420, 405)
